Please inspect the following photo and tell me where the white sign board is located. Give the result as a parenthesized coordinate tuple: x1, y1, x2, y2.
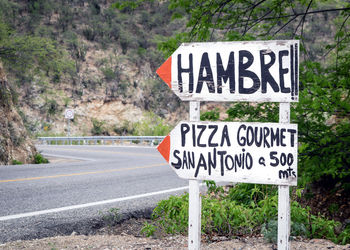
(157, 40, 299, 102)
(158, 121, 298, 186)
(64, 109, 74, 120)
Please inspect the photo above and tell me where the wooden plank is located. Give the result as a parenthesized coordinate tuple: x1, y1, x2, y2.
(160, 121, 298, 185)
(157, 40, 299, 102)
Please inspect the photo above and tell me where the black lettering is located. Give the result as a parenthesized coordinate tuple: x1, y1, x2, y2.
(218, 150, 227, 176)
(181, 123, 190, 147)
(280, 153, 287, 166)
(188, 151, 195, 169)
(263, 127, 271, 148)
(183, 151, 188, 169)
(208, 125, 218, 147)
(239, 50, 260, 94)
(196, 52, 215, 93)
(208, 148, 217, 175)
(197, 125, 206, 147)
(254, 127, 263, 147)
(178, 53, 193, 92)
(295, 43, 299, 96)
(234, 154, 242, 168)
(279, 170, 288, 179)
(260, 50, 279, 93)
(237, 124, 246, 146)
(290, 45, 295, 100)
(171, 150, 181, 169)
(246, 126, 254, 146)
(286, 166, 293, 176)
(270, 151, 279, 167)
(192, 124, 196, 147)
(220, 125, 231, 146)
(271, 128, 280, 147)
(287, 129, 297, 147)
(278, 50, 290, 93)
(225, 155, 235, 172)
(245, 152, 253, 170)
(217, 52, 235, 93)
(287, 153, 294, 166)
(280, 128, 286, 147)
(194, 153, 207, 177)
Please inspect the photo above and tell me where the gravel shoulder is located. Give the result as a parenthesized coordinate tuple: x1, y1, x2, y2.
(1, 218, 349, 250)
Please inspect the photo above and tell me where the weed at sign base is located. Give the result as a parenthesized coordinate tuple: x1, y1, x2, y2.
(145, 183, 350, 245)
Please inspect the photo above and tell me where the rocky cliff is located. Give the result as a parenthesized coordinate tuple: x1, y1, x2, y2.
(0, 63, 37, 165)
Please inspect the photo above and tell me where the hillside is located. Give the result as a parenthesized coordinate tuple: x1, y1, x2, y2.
(0, 62, 36, 164)
(0, 0, 188, 138)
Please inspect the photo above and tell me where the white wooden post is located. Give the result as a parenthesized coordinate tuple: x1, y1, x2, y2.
(278, 102, 291, 250)
(188, 101, 201, 250)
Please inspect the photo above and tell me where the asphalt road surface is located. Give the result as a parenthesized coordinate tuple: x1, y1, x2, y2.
(0, 145, 189, 243)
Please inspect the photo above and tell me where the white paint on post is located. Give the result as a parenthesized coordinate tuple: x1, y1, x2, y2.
(189, 101, 201, 250)
(189, 178, 201, 250)
(278, 102, 291, 250)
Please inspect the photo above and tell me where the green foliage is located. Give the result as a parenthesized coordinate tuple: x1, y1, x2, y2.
(148, 184, 349, 244)
(99, 208, 120, 227)
(113, 120, 134, 135)
(46, 99, 59, 116)
(141, 221, 156, 237)
(101, 66, 118, 82)
(133, 112, 171, 136)
(205, 180, 224, 194)
(0, 21, 62, 77)
(91, 119, 108, 136)
(33, 153, 49, 164)
(200, 109, 220, 121)
(152, 194, 189, 234)
(12, 159, 23, 165)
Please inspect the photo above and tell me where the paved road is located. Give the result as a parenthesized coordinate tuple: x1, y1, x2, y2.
(0, 145, 189, 243)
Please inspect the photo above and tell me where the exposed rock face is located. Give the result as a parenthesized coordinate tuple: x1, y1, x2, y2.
(0, 63, 37, 165)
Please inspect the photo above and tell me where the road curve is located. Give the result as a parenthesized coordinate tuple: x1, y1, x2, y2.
(0, 145, 189, 243)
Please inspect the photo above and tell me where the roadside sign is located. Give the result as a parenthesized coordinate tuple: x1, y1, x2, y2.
(65, 109, 74, 120)
(157, 40, 299, 102)
(156, 40, 300, 250)
(158, 121, 298, 186)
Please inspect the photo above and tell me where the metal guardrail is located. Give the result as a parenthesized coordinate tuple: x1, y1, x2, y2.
(37, 136, 166, 146)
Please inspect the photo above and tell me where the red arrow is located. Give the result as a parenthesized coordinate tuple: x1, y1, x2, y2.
(157, 135, 170, 162)
(156, 56, 172, 88)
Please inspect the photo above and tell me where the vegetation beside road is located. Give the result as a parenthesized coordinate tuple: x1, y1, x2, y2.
(142, 182, 349, 244)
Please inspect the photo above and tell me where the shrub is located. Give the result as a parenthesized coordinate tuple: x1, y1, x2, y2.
(34, 153, 49, 164)
(133, 112, 171, 136)
(113, 121, 134, 135)
(141, 222, 156, 237)
(91, 118, 108, 135)
(12, 159, 23, 165)
(147, 183, 349, 244)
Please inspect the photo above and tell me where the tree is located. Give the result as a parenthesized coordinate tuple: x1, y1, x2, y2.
(0, 19, 62, 76)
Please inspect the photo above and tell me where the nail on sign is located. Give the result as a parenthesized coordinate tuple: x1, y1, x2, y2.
(157, 40, 299, 102)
